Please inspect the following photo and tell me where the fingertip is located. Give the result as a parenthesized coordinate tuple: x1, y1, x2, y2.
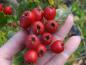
(0, 30, 28, 59)
(64, 35, 81, 56)
(54, 14, 74, 40)
(66, 14, 74, 24)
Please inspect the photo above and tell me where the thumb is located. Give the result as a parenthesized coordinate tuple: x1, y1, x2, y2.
(0, 30, 27, 59)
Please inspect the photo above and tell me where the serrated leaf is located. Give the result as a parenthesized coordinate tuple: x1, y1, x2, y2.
(13, 49, 27, 65)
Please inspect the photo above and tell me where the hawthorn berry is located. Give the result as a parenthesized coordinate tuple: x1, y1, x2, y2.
(32, 8, 43, 21)
(44, 7, 56, 20)
(0, 4, 3, 12)
(4, 6, 12, 15)
(24, 50, 38, 63)
(42, 32, 53, 45)
(45, 20, 59, 33)
(23, 11, 36, 24)
(36, 44, 47, 57)
(50, 40, 64, 53)
(32, 21, 44, 34)
(25, 34, 41, 50)
(20, 15, 30, 30)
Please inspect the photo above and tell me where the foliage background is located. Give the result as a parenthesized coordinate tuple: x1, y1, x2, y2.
(0, 0, 86, 65)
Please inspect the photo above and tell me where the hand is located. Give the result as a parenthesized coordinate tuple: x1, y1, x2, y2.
(0, 14, 81, 65)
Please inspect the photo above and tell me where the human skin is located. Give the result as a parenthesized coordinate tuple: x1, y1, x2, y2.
(0, 14, 81, 65)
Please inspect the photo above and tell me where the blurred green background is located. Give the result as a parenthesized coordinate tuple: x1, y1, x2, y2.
(0, 0, 86, 65)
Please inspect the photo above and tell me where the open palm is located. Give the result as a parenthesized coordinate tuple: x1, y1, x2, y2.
(0, 14, 81, 65)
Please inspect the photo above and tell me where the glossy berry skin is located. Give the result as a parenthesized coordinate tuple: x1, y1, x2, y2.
(4, 6, 12, 15)
(44, 7, 56, 20)
(50, 40, 64, 53)
(0, 4, 3, 12)
(26, 34, 40, 50)
(20, 15, 30, 30)
(32, 21, 44, 34)
(45, 20, 59, 33)
(32, 8, 43, 21)
(36, 44, 47, 57)
(42, 32, 53, 45)
(23, 11, 35, 24)
(24, 50, 38, 63)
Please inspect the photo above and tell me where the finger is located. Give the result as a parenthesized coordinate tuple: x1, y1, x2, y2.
(64, 36, 81, 55)
(45, 36, 81, 65)
(35, 51, 55, 65)
(0, 30, 27, 59)
(54, 14, 74, 41)
(0, 58, 11, 65)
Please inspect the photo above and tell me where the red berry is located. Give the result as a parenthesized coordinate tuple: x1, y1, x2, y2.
(20, 15, 30, 30)
(26, 34, 40, 49)
(42, 32, 53, 45)
(32, 21, 44, 34)
(0, 4, 3, 12)
(44, 7, 56, 20)
(50, 40, 64, 53)
(45, 20, 59, 33)
(4, 6, 12, 15)
(32, 8, 43, 21)
(36, 44, 47, 57)
(24, 50, 38, 63)
(23, 11, 35, 24)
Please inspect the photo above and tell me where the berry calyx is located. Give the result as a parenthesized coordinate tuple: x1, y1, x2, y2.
(32, 21, 44, 34)
(36, 44, 47, 57)
(42, 32, 53, 45)
(24, 50, 38, 63)
(45, 20, 59, 33)
(25, 34, 40, 49)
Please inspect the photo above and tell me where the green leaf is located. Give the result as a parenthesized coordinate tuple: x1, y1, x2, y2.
(0, 31, 7, 46)
(0, 13, 7, 26)
(13, 49, 27, 65)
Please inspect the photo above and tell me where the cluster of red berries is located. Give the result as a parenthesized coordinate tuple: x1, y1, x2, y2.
(20, 7, 64, 63)
(0, 4, 12, 15)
